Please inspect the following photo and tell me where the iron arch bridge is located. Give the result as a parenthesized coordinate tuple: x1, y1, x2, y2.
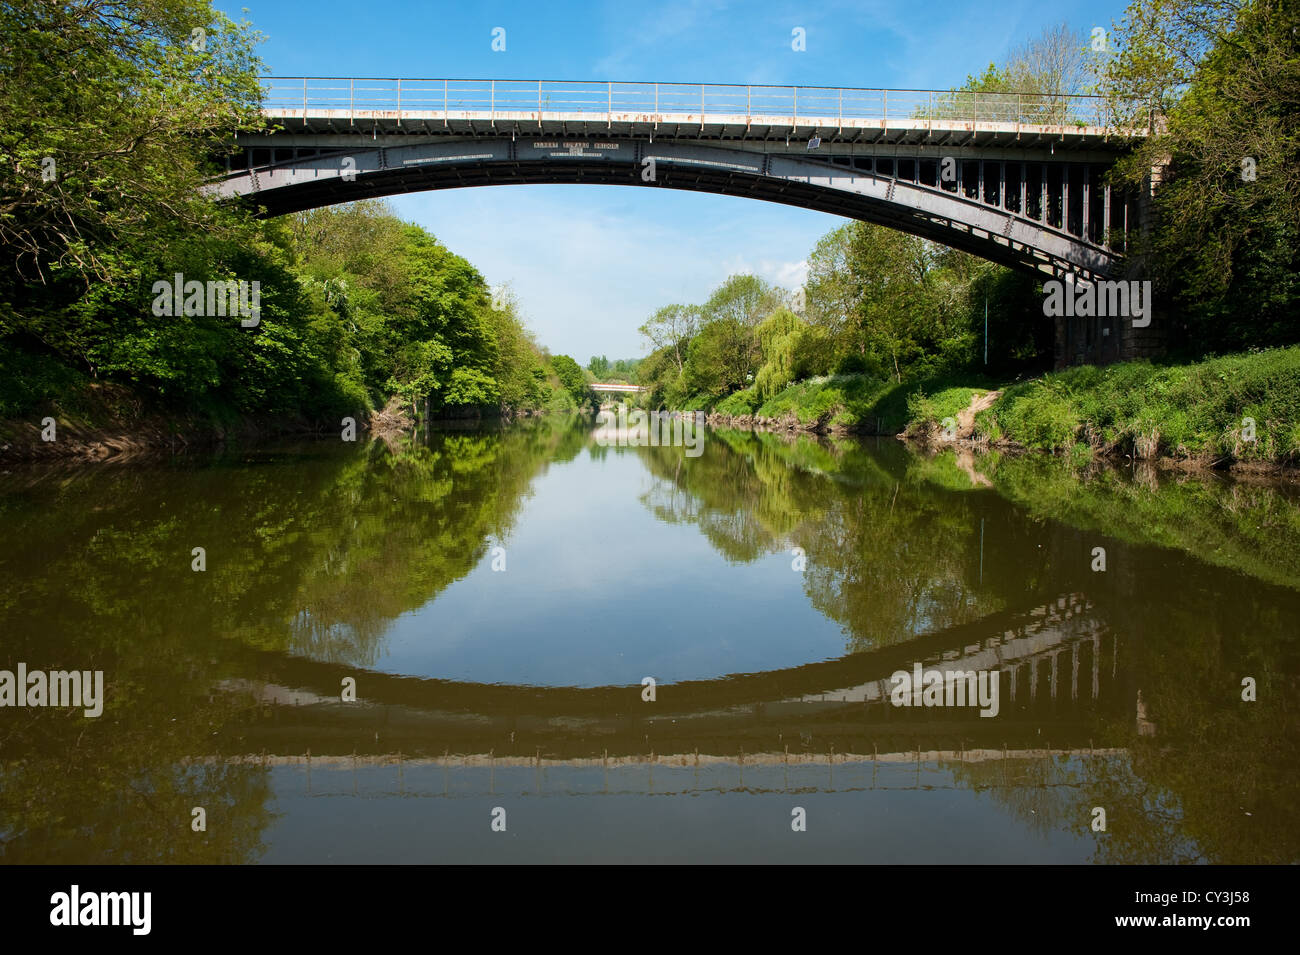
(211, 78, 1147, 283)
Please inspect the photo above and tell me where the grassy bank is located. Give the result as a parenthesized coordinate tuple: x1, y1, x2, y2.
(976, 348, 1300, 465)
(689, 346, 1300, 469)
(698, 373, 997, 434)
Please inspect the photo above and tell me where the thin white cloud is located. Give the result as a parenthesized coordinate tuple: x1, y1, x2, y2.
(592, 0, 735, 78)
(720, 254, 809, 289)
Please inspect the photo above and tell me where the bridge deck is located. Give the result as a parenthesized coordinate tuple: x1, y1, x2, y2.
(254, 77, 1139, 151)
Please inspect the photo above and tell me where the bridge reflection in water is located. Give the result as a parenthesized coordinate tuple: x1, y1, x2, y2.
(214, 592, 1142, 799)
(233, 747, 1129, 799)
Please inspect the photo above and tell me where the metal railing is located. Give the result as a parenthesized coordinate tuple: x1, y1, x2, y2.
(259, 77, 1110, 128)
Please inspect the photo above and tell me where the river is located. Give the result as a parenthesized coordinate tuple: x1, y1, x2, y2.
(0, 417, 1296, 863)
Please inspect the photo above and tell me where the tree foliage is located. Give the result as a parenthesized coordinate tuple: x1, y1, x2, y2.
(549, 353, 597, 410)
(0, 0, 265, 289)
(1099, 0, 1299, 353)
(0, 4, 556, 425)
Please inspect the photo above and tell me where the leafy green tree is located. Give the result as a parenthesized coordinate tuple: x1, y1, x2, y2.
(549, 353, 597, 409)
(486, 290, 547, 413)
(685, 274, 780, 393)
(700, 274, 779, 330)
(1099, 0, 1299, 354)
(634, 345, 684, 409)
(611, 358, 641, 383)
(0, 0, 265, 292)
(288, 203, 548, 418)
(754, 309, 835, 399)
(822, 223, 938, 381)
(638, 304, 699, 374)
(0, 8, 555, 429)
(681, 320, 745, 399)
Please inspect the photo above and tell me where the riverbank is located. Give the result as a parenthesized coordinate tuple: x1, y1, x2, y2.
(0, 385, 543, 464)
(0, 410, 338, 465)
(691, 346, 1300, 474)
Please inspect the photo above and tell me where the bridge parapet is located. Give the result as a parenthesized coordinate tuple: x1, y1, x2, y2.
(258, 77, 1121, 137)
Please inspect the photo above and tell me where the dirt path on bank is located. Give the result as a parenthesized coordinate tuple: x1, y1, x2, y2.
(958, 389, 1001, 438)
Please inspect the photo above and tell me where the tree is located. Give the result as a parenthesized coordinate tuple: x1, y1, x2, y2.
(805, 223, 935, 381)
(549, 354, 597, 409)
(700, 274, 778, 329)
(487, 289, 547, 413)
(638, 304, 699, 373)
(693, 274, 779, 388)
(806, 225, 860, 345)
(0, 8, 550, 427)
(1097, 0, 1244, 130)
(1099, 0, 1299, 353)
(0, 0, 265, 290)
(612, 358, 640, 383)
(682, 319, 752, 399)
(754, 309, 834, 399)
(1004, 23, 1096, 120)
(929, 24, 1097, 124)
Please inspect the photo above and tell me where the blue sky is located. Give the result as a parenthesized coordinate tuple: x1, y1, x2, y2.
(219, 0, 1131, 360)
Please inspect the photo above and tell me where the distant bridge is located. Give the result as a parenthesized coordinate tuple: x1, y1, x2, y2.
(590, 382, 644, 393)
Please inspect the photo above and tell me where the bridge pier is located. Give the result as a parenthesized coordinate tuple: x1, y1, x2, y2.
(1052, 157, 1168, 368)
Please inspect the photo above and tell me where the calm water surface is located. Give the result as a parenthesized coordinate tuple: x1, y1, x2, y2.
(1, 418, 1296, 863)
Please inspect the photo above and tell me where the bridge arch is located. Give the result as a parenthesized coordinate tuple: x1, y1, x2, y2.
(212, 78, 1145, 283)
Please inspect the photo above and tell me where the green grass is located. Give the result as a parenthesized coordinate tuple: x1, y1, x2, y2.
(748, 373, 902, 429)
(988, 346, 1300, 462)
(906, 386, 985, 429)
(675, 347, 1300, 466)
(714, 386, 761, 416)
(704, 372, 1000, 434)
(756, 376, 850, 423)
